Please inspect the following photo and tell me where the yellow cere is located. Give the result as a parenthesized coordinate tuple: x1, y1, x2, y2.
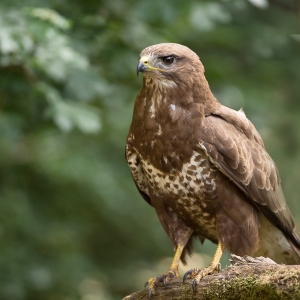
(139, 55, 165, 72)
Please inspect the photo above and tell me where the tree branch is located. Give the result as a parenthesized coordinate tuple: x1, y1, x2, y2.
(123, 255, 300, 300)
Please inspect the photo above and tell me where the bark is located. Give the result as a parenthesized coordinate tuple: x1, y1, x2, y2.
(123, 255, 300, 300)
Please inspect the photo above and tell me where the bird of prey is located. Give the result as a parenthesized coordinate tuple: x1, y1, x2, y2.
(125, 43, 300, 296)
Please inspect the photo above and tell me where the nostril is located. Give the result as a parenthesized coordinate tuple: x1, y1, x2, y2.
(140, 56, 149, 66)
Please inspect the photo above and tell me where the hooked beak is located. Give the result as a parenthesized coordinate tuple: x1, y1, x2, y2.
(137, 60, 147, 76)
(136, 55, 165, 76)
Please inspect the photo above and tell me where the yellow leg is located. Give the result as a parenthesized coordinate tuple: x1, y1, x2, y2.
(146, 244, 184, 298)
(183, 241, 223, 290)
(169, 244, 184, 275)
(210, 241, 223, 268)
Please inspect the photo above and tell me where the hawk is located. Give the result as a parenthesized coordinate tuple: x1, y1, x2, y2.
(126, 43, 300, 296)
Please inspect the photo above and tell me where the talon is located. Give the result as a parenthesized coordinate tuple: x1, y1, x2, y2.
(148, 289, 152, 299)
(184, 264, 221, 292)
(163, 277, 167, 287)
(183, 268, 200, 283)
(192, 279, 197, 291)
(183, 269, 192, 283)
(144, 271, 179, 298)
(144, 244, 183, 297)
(146, 278, 156, 298)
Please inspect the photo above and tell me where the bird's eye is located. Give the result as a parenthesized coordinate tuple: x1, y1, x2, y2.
(162, 56, 174, 65)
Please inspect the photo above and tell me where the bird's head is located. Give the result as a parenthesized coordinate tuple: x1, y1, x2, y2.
(137, 43, 205, 90)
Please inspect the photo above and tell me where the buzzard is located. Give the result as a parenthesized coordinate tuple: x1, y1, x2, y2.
(126, 43, 300, 296)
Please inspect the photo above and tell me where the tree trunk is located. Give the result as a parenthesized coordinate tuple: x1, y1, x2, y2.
(123, 255, 300, 300)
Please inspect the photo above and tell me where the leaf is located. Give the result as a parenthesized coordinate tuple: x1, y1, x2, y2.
(23, 7, 72, 30)
(189, 2, 231, 32)
(37, 82, 101, 133)
(34, 29, 88, 82)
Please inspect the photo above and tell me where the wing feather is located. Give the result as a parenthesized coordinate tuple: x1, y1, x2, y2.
(200, 105, 299, 247)
(125, 144, 153, 207)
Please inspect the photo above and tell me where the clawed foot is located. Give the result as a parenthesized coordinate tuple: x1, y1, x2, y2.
(145, 270, 179, 298)
(183, 263, 221, 291)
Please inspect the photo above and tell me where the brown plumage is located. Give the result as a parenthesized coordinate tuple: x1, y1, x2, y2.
(126, 43, 300, 295)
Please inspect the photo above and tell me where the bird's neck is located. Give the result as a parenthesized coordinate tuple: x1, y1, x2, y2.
(136, 74, 220, 119)
(129, 79, 219, 173)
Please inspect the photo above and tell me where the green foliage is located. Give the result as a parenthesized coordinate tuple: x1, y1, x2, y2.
(0, 0, 299, 299)
(0, 7, 101, 134)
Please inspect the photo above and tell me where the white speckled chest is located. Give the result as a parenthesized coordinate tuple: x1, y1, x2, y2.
(126, 144, 219, 240)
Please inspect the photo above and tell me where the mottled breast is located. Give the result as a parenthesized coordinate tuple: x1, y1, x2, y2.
(126, 142, 219, 240)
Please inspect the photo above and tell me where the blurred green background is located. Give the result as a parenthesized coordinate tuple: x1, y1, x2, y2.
(0, 0, 299, 299)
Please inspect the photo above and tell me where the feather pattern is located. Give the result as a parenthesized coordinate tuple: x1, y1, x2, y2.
(126, 43, 300, 265)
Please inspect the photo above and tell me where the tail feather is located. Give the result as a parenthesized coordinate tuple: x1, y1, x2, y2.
(289, 233, 300, 264)
(254, 215, 300, 265)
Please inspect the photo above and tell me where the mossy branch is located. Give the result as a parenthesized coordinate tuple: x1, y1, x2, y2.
(123, 255, 300, 300)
